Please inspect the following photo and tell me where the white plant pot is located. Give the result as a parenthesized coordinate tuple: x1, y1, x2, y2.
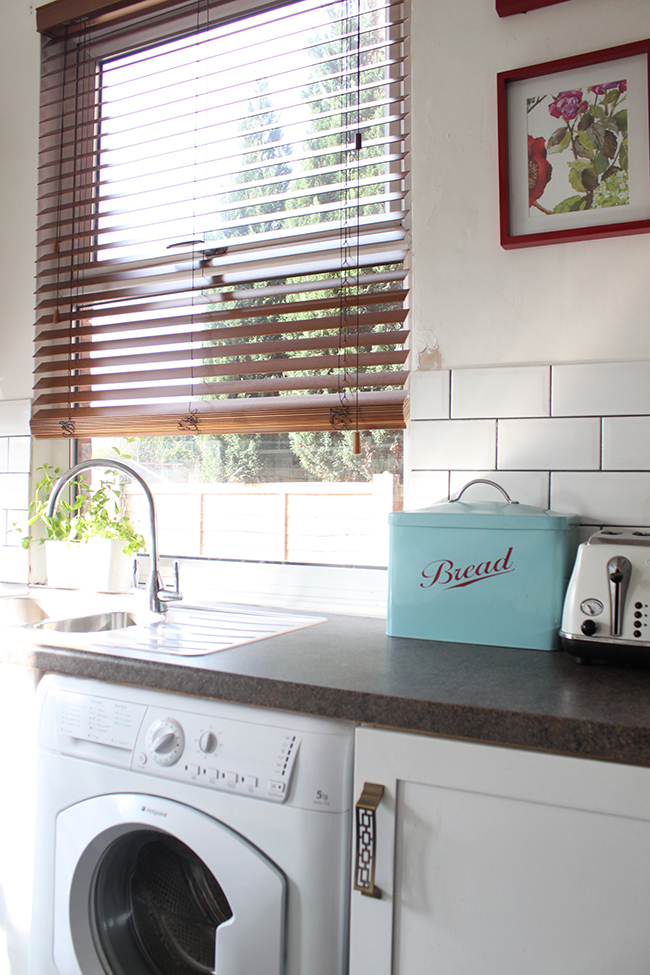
(44, 541, 86, 591)
(44, 538, 133, 593)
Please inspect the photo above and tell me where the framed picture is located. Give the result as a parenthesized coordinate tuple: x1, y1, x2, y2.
(497, 40, 650, 248)
(496, 0, 570, 17)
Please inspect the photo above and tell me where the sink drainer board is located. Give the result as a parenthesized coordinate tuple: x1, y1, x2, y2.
(127, 606, 326, 655)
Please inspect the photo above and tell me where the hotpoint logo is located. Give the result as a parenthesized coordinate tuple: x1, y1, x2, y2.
(141, 805, 168, 818)
(420, 547, 514, 591)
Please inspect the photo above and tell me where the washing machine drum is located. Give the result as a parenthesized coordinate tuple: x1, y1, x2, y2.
(53, 795, 286, 975)
(94, 831, 232, 975)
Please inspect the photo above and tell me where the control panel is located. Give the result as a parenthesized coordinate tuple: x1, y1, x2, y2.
(133, 705, 301, 802)
(53, 691, 301, 803)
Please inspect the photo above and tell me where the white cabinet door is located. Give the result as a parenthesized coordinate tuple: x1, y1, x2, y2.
(350, 727, 650, 975)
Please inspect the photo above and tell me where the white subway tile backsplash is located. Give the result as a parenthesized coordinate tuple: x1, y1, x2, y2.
(451, 366, 550, 419)
(552, 362, 650, 417)
(410, 419, 496, 470)
(408, 370, 450, 420)
(497, 417, 600, 471)
(551, 472, 650, 526)
(0, 473, 30, 510)
(0, 400, 30, 437)
(449, 470, 550, 509)
(406, 360, 650, 540)
(602, 416, 650, 470)
(7, 436, 30, 473)
(404, 471, 449, 509)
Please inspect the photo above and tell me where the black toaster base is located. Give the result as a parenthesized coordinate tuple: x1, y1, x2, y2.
(561, 636, 650, 668)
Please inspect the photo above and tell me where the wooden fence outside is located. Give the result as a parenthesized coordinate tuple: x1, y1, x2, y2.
(126, 472, 402, 567)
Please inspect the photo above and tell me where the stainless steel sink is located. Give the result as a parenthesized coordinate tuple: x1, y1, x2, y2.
(36, 611, 137, 634)
(0, 592, 324, 656)
(0, 594, 49, 626)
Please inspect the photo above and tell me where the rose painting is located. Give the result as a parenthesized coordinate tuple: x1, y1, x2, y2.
(526, 79, 629, 217)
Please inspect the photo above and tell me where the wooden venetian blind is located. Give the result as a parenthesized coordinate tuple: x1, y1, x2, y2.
(33, 0, 410, 438)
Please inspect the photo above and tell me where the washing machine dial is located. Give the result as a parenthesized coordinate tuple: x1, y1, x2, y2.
(199, 731, 217, 754)
(146, 718, 185, 766)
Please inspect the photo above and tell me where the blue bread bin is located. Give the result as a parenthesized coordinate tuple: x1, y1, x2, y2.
(387, 480, 579, 650)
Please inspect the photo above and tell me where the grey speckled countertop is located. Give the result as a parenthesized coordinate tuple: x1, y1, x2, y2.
(4, 603, 650, 768)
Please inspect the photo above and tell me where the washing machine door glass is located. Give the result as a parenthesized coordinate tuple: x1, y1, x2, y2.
(54, 795, 286, 975)
(93, 830, 233, 975)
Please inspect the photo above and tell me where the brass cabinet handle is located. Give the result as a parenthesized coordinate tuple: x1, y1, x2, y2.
(353, 782, 384, 898)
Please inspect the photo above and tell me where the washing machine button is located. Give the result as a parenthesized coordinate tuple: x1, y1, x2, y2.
(242, 775, 258, 789)
(226, 771, 238, 787)
(188, 764, 200, 776)
(269, 780, 285, 796)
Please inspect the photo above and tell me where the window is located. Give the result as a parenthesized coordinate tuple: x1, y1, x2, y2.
(34, 0, 410, 439)
(34, 0, 410, 571)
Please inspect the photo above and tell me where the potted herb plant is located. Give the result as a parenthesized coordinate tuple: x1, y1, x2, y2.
(15, 453, 145, 592)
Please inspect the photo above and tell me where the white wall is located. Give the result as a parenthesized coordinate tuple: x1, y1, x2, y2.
(0, 0, 39, 402)
(410, 0, 650, 371)
(405, 0, 650, 526)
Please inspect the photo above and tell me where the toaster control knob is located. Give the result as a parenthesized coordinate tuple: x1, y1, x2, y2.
(581, 619, 598, 637)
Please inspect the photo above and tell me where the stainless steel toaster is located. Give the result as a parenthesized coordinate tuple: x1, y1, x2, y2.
(561, 529, 650, 665)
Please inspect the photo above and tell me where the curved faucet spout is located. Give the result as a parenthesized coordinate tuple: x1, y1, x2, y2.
(46, 458, 171, 614)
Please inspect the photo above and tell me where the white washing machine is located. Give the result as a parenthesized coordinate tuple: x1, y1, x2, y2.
(29, 675, 355, 975)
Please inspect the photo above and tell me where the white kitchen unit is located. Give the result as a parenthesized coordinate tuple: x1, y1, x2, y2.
(350, 727, 650, 974)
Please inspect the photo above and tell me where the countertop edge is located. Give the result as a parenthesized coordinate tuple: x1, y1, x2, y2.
(7, 642, 650, 769)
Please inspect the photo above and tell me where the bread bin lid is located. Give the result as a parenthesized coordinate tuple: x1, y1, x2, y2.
(390, 479, 579, 531)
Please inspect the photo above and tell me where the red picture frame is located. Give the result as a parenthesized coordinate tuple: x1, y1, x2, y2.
(496, 0, 570, 17)
(498, 40, 650, 248)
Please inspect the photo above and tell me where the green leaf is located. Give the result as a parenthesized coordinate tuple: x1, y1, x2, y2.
(581, 167, 598, 192)
(619, 143, 629, 171)
(554, 195, 584, 213)
(548, 129, 571, 154)
(594, 152, 609, 175)
(604, 89, 619, 105)
(589, 122, 607, 151)
(578, 111, 594, 131)
(577, 129, 595, 155)
(591, 104, 606, 119)
(569, 167, 586, 193)
(547, 126, 569, 149)
(602, 130, 617, 159)
(614, 109, 628, 135)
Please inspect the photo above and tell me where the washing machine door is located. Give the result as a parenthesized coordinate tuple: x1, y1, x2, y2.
(53, 794, 285, 975)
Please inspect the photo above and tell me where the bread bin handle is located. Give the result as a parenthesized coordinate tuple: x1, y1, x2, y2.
(450, 479, 519, 504)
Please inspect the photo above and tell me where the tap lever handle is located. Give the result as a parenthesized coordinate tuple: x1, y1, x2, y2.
(157, 560, 182, 603)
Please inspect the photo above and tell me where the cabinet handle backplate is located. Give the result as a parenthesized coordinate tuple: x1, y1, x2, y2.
(354, 782, 384, 898)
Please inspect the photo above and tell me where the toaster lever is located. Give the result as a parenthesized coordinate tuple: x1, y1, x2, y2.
(607, 556, 632, 637)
